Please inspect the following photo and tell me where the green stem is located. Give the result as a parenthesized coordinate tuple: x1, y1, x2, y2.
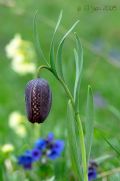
(36, 66, 74, 106)
(75, 113, 88, 181)
(37, 66, 88, 181)
(57, 77, 75, 108)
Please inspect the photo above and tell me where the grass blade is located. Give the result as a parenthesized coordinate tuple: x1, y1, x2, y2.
(108, 105, 120, 120)
(33, 10, 48, 65)
(50, 10, 63, 71)
(67, 100, 82, 180)
(73, 33, 83, 110)
(104, 137, 120, 156)
(85, 85, 94, 164)
(57, 20, 79, 79)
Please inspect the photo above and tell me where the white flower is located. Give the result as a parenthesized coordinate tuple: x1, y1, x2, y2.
(5, 34, 36, 75)
(5, 34, 22, 59)
(1, 144, 14, 153)
(15, 125, 27, 137)
(8, 111, 27, 137)
(12, 59, 36, 75)
(9, 111, 24, 129)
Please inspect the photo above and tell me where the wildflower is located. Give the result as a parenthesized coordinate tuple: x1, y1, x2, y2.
(18, 149, 41, 169)
(5, 34, 22, 59)
(47, 140, 64, 160)
(18, 154, 33, 170)
(25, 78, 52, 123)
(1, 144, 14, 153)
(5, 34, 36, 75)
(31, 148, 41, 161)
(11, 58, 36, 75)
(35, 133, 64, 160)
(35, 138, 47, 150)
(88, 167, 97, 181)
(15, 125, 27, 137)
(9, 111, 24, 129)
(8, 111, 27, 137)
(88, 161, 98, 181)
(17, 133, 64, 169)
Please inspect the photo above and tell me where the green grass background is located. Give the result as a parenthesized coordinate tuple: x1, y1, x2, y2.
(0, 0, 120, 179)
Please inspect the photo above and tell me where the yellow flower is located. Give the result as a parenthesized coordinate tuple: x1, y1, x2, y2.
(15, 125, 27, 137)
(5, 34, 36, 75)
(5, 34, 22, 59)
(9, 111, 24, 129)
(9, 111, 27, 138)
(12, 59, 36, 75)
(1, 144, 14, 153)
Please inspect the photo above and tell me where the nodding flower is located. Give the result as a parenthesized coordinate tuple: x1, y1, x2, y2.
(25, 78, 52, 123)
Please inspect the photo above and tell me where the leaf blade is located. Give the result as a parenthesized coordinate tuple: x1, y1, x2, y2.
(67, 100, 82, 180)
(85, 85, 94, 164)
(57, 21, 80, 79)
(74, 34, 83, 110)
(49, 10, 63, 71)
(33, 10, 48, 65)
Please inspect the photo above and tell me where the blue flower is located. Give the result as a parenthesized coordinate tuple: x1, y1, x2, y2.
(18, 154, 33, 169)
(47, 140, 64, 160)
(88, 161, 98, 181)
(34, 134, 64, 160)
(17, 133, 65, 169)
(34, 138, 46, 150)
(31, 148, 41, 161)
(88, 167, 97, 181)
(47, 132, 54, 141)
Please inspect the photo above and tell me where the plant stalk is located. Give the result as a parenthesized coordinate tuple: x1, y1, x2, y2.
(75, 113, 88, 181)
(37, 66, 88, 181)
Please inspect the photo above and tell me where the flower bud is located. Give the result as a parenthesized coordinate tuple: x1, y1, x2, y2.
(25, 78, 52, 123)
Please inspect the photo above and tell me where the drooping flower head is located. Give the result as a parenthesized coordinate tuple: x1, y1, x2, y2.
(25, 78, 52, 123)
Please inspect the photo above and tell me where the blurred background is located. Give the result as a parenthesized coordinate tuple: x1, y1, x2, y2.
(0, 0, 120, 180)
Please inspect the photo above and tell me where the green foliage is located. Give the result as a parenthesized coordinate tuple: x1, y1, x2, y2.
(57, 20, 79, 79)
(67, 100, 82, 180)
(85, 86, 94, 164)
(33, 11, 48, 65)
(50, 11, 63, 72)
(1, 0, 120, 180)
(74, 33, 83, 111)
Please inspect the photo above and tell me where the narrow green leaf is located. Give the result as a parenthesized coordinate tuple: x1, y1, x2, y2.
(108, 105, 120, 120)
(85, 85, 94, 164)
(95, 154, 114, 164)
(67, 100, 82, 180)
(74, 33, 83, 110)
(33, 10, 49, 65)
(57, 20, 80, 79)
(50, 10, 63, 71)
(96, 129, 120, 157)
(104, 138, 120, 156)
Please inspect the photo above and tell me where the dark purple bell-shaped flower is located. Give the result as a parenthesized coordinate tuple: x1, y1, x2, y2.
(25, 78, 52, 123)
